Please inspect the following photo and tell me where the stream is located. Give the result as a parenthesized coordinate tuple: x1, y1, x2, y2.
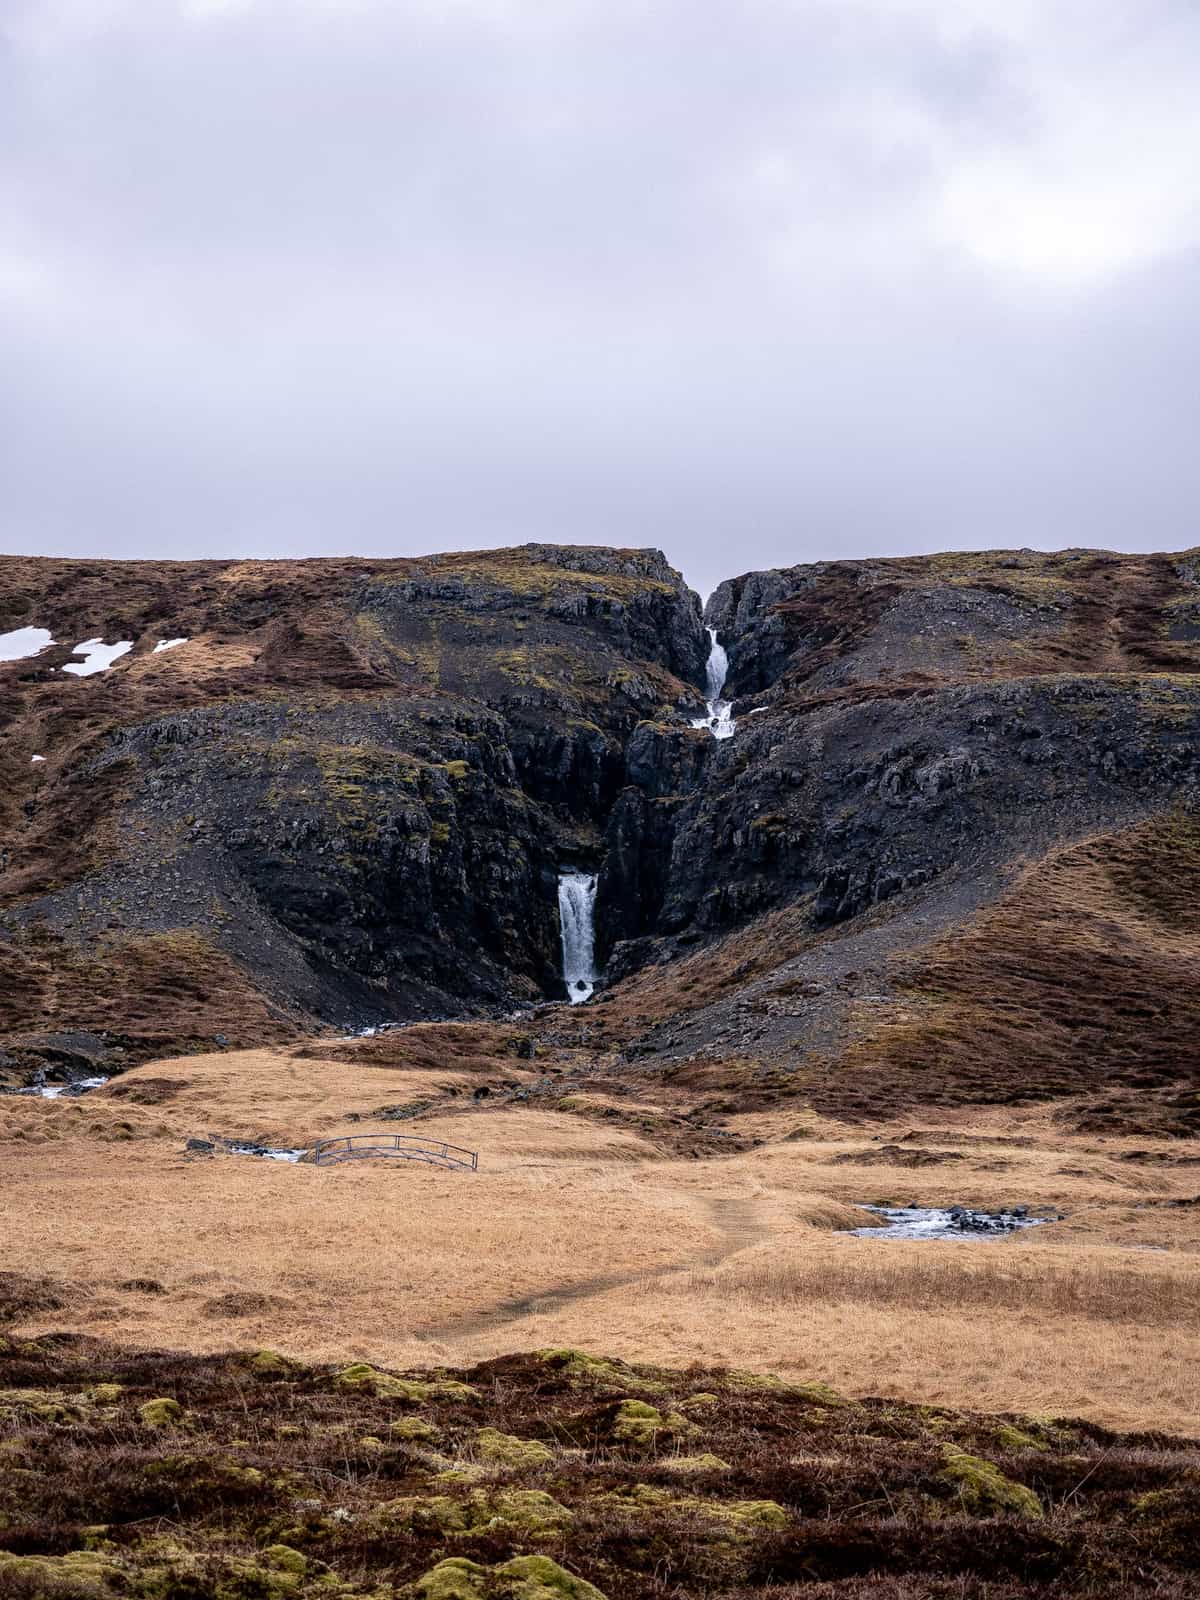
(848, 1205, 1050, 1240)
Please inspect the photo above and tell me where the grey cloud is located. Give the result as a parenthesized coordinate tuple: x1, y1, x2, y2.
(2, 0, 1198, 598)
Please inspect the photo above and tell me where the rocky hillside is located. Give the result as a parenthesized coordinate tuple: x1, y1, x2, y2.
(0, 546, 704, 1076)
(3, 542, 1200, 1130)
(588, 548, 1200, 1135)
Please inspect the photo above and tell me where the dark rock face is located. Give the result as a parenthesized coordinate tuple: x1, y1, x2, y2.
(706, 568, 797, 696)
(649, 672, 1200, 946)
(619, 550, 1200, 963)
(593, 722, 711, 966)
(0, 544, 708, 1039)
(357, 544, 708, 828)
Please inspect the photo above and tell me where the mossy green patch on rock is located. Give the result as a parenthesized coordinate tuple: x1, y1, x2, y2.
(0, 1387, 86, 1424)
(993, 1422, 1048, 1452)
(656, 1453, 731, 1474)
(261, 1545, 307, 1575)
(434, 1377, 483, 1403)
(405, 1559, 490, 1600)
(534, 1348, 665, 1394)
(374, 1487, 573, 1541)
(391, 1416, 440, 1442)
(247, 1350, 303, 1377)
(142, 1453, 267, 1497)
(727, 1371, 846, 1406)
(331, 1363, 480, 1404)
(147, 1551, 330, 1598)
(405, 1555, 606, 1600)
(493, 1556, 608, 1599)
(606, 1484, 789, 1539)
(679, 1392, 720, 1412)
(0, 1549, 122, 1597)
(939, 1445, 1043, 1519)
(462, 1487, 574, 1539)
(86, 1383, 125, 1404)
(138, 1397, 185, 1429)
(610, 1399, 695, 1451)
(475, 1426, 554, 1467)
(432, 1465, 488, 1486)
(332, 1362, 429, 1400)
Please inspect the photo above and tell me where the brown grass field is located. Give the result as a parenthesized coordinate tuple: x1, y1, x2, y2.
(4, 1045, 1199, 1439)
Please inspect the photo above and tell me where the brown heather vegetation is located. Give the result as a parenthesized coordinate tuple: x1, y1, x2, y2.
(0, 1336, 1198, 1598)
(822, 812, 1200, 1130)
(578, 899, 821, 1043)
(0, 930, 300, 1076)
(773, 549, 1200, 705)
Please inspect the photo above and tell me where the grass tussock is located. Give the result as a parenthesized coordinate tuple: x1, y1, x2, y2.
(680, 1251, 1200, 1327)
(0, 1272, 71, 1325)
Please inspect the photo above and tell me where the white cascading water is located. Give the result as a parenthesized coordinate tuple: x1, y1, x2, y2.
(557, 871, 598, 1003)
(690, 627, 736, 740)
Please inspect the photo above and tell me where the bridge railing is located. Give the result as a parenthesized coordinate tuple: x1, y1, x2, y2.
(309, 1133, 478, 1171)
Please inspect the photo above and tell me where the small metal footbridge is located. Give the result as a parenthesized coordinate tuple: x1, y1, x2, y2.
(309, 1133, 478, 1171)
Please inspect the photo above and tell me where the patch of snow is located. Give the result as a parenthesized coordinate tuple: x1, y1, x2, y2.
(31, 755, 46, 763)
(0, 626, 55, 662)
(748, 706, 769, 715)
(62, 638, 134, 677)
(153, 637, 189, 653)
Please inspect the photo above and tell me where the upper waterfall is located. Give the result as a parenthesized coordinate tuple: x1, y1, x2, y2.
(557, 871, 598, 1003)
(690, 627, 736, 741)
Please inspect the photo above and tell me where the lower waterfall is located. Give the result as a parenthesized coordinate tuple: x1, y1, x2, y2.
(557, 871, 598, 1004)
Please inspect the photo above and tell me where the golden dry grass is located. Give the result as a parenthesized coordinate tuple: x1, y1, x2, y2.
(120, 633, 262, 677)
(4, 1047, 1199, 1435)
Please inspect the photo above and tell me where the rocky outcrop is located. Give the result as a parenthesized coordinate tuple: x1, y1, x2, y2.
(0, 545, 707, 1040)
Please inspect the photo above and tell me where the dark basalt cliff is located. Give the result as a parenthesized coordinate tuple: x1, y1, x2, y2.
(3, 541, 1200, 1129)
(0, 545, 705, 1071)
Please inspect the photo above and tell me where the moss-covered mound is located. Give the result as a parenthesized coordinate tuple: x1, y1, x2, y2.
(0, 1337, 1197, 1597)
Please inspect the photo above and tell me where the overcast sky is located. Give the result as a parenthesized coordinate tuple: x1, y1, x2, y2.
(2, 0, 1198, 597)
